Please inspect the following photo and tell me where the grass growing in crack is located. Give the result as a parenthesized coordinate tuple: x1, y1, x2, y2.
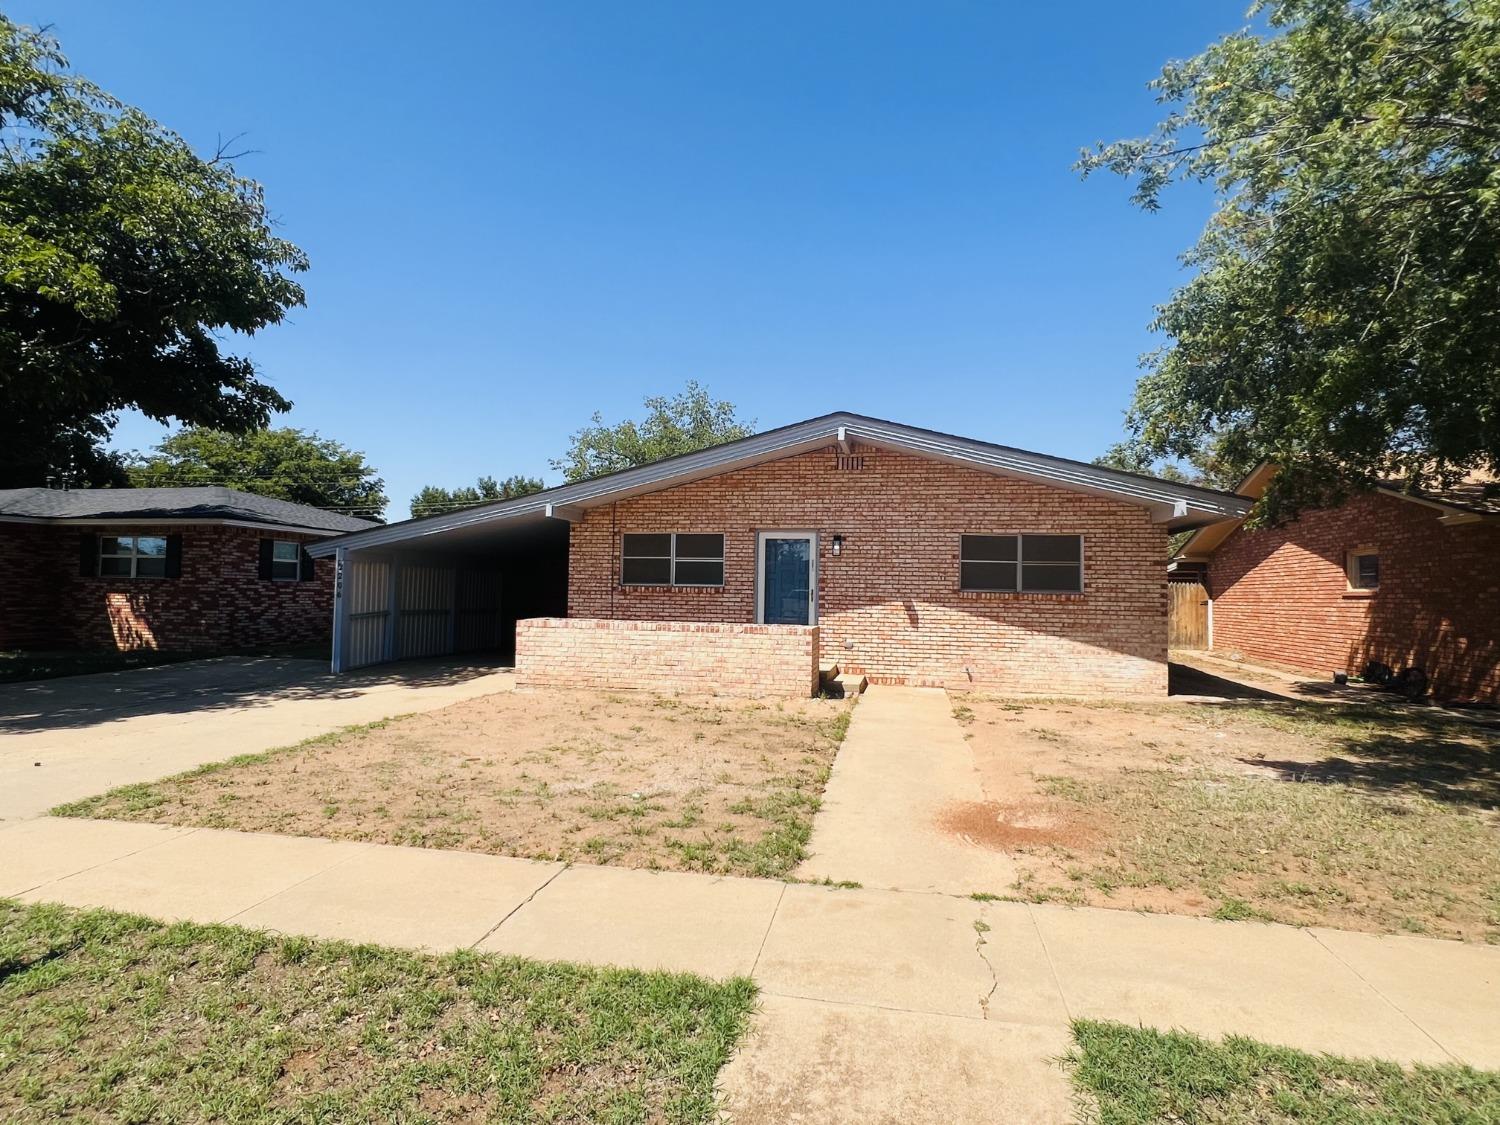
(1066, 1020, 1500, 1124)
(0, 899, 756, 1124)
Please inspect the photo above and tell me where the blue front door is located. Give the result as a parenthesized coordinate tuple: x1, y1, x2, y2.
(760, 534, 815, 625)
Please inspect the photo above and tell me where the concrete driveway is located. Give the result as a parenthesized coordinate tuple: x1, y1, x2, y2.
(0, 656, 515, 822)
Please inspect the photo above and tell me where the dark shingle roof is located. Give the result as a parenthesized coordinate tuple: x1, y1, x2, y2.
(0, 487, 378, 533)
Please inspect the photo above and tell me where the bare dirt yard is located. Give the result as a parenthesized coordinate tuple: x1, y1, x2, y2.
(58, 688, 853, 879)
(946, 695, 1500, 942)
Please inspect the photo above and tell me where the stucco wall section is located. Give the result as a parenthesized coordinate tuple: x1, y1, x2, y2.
(1207, 491, 1500, 703)
(565, 444, 1169, 694)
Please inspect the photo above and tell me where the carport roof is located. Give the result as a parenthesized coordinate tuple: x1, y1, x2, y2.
(306, 411, 1253, 558)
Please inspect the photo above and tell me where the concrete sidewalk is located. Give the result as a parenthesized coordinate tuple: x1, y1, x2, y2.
(796, 686, 1018, 894)
(5, 815, 1498, 1122)
(0, 656, 515, 821)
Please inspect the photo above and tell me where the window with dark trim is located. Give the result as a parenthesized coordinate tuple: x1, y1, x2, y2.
(271, 540, 301, 581)
(621, 533, 724, 587)
(99, 535, 169, 578)
(960, 534, 1083, 593)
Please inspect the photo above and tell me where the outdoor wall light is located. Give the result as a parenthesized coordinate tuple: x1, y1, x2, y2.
(831, 534, 844, 557)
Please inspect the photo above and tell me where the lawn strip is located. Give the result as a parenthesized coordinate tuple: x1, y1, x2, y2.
(1066, 1019, 1500, 1124)
(0, 898, 755, 1124)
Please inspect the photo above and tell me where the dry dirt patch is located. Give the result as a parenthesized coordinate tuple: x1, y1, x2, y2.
(59, 688, 853, 879)
(947, 696, 1500, 942)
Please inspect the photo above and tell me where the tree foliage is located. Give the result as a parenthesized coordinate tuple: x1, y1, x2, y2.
(1080, 0, 1500, 521)
(551, 382, 756, 483)
(129, 428, 386, 519)
(409, 474, 544, 518)
(0, 17, 307, 488)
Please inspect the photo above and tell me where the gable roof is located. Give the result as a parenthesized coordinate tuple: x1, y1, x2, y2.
(306, 411, 1251, 559)
(0, 486, 378, 535)
(1173, 463, 1500, 562)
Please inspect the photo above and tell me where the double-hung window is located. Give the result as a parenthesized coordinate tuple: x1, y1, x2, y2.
(621, 533, 725, 587)
(270, 540, 301, 581)
(960, 534, 1083, 593)
(1347, 548, 1379, 591)
(99, 535, 169, 578)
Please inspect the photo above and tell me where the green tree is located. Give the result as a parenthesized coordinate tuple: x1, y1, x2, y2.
(129, 428, 387, 519)
(552, 382, 756, 483)
(1080, 0, 1500, 521)
(409, 474, 544, 517)
(1092, 441, 1241, 491)
(0, 17, 307, 488)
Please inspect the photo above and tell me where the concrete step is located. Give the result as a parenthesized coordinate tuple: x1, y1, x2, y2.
(818, 661, 841, 685)
(826, 672, 867, 698)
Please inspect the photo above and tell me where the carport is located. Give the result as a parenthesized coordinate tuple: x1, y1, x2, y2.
(305, 506, 571, 671)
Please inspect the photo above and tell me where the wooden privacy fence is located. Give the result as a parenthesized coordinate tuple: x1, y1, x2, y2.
(1168, 580, 1209, 649)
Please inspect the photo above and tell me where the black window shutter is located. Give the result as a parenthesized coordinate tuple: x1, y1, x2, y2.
(78, 532, 98, 577)
(257, 538, 274, 580)
(299, 546, 314, 581)
(164, 534, 183, 578)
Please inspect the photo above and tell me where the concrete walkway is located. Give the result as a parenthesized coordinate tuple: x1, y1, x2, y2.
(5, 815, 1499, 1123)
(796, 686, 1018, 894)
(0, 656, 515, 821)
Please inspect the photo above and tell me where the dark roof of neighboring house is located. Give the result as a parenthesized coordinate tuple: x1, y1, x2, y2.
(307, 410, 1254, 559)
(0, 486, 378, 534)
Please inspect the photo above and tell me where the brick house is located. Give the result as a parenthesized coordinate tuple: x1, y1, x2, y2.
(0, 487, 376, 654)
(1172, 464, 1500, 703)
(306, 414, 1248, 695)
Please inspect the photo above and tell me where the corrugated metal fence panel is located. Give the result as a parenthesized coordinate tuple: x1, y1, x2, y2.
(397, 564, 456, 659)
(455, 569, 503, 652)
(346, 557, 391, 669)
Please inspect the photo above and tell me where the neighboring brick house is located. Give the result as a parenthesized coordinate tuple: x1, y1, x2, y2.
(0, 487, 376, 653)
(1173, 464, 1500, 704)
(307, 414, 1249, 695)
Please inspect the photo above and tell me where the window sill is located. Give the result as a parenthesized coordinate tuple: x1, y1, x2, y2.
(1342, 589, 1378, 599)
(957, 589, 1086, 603)
(618, 585, 725, 594)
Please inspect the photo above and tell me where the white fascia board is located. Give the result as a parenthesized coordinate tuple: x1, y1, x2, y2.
(306, 412, 1252, 557)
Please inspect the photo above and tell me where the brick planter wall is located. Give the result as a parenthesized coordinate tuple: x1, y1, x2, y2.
(515, 617, 820, 697)
(565, 444, 1169, 695)
(1207, 490, 1500, 703)
(0, 522, 335, 653)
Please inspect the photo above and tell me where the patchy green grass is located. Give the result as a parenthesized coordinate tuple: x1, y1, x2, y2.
(1067, 1020, 1500, 1124)
(0, 899, 755, 1124)
(1039, 768, 1500, 941)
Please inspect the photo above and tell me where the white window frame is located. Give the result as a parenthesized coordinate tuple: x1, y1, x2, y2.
(754, 530, 818, 625)
(98, 535, 168, 579)
(1346, 546, 1380, 591)
(959, 534, 1085, 594)
(620, 533, 725, 588)
(271, 539, 302, 582)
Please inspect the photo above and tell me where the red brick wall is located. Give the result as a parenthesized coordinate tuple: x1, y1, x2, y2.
(0, 522, 335, 653)
(1207, 491, 1500, 703)
(566, 444, 1170, 694)
(516, 618, 820, 697)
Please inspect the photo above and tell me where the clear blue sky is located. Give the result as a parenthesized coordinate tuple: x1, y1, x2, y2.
(23, 2, 1248, 517)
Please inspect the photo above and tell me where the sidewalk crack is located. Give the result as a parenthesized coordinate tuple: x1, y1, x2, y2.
(749, 883, 787, 979)
(1027, 903, 1073, 1023)
(469, 862, 569, 949)
(973, 909, 999, 1020)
